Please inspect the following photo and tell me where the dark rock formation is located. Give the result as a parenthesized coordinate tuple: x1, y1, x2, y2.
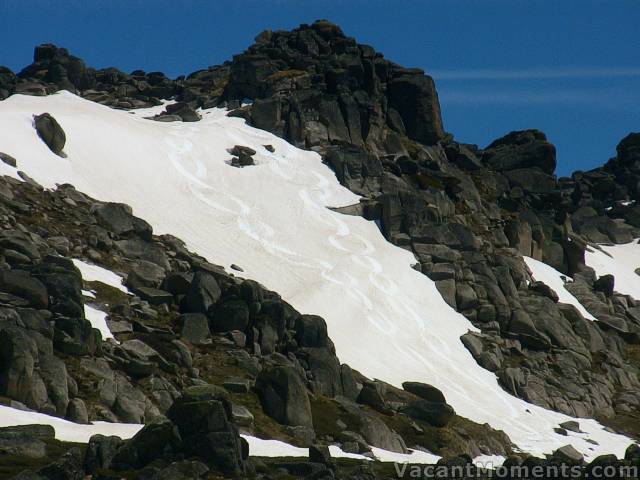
(223, 20, 445, 151)
(33, 113, 66, 157)
(255, 366, 313, 428)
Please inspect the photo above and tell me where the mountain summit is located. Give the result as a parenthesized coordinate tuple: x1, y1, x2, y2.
(0, 20, 639, 479)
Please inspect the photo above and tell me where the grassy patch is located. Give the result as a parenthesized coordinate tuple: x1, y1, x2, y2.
(310, 396, 362, 440)
(86, 280, 129, 306)
(0, 439, 85, 479)
(195, 344, 297, 445)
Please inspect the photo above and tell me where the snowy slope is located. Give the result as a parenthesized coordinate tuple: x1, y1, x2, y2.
(0, 92, 632, 459)
(0, 404, 141, 443)
(585, 241, 640, 300)
(524, 256, 596, 321)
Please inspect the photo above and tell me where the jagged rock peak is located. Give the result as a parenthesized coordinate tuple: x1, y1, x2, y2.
(19, 43, 94, 92)
(483, 129, 557, 175)
(225, 19, 445, 149)
(617, 132, 640, 166)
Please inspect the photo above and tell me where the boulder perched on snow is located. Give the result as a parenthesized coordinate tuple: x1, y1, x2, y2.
(33, 113, 66, 157)
(157, 102, 200, 122)
(0, 152, 17, 167)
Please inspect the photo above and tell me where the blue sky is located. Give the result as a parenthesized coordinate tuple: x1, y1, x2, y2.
(2, 0, 638, 176)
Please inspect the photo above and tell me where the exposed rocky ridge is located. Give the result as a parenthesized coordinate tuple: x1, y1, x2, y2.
(208, 22, 640, 431)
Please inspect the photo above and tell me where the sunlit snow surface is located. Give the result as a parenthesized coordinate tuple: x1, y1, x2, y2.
(524, 256, 596, 321)
(0, 402, 434, 463)
(72, 258, 129, 293)
(73, 259, 130, 340)
(585, 241, 640, 300)
(0, 404, 141, 443)
(0, 91, 633, 459)
(241, 435, 372, 461)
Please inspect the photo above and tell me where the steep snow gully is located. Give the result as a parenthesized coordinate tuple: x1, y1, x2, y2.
(0, 91, 635, 459)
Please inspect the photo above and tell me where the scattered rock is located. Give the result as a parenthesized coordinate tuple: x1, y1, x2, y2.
(552, 444, 584, 463)
(402, 382, 447, 403)
(593, 274, 615, 297)
(0, 270, 48, 308)
(401, 399, 455, 428)
(166, 386, 246, 476)
(162, 102, 201, 122)
(223, 377, 251, 393)
(483, 130, 556, 174)
(183, 271, 221, 314)
(529, 281, 559, 302)
(0, 152, 17, 167)
(558, 420, 582, 433)
(309, 444, 333, 466)
(180, 313, 211, 345)
(33, 113, 66, 157)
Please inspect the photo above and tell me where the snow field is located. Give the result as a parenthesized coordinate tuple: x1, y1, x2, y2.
(0, 92, 633, 459)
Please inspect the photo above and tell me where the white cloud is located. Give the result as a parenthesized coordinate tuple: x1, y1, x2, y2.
(439, 87, 640, 107)
(431, 67, 640, 80)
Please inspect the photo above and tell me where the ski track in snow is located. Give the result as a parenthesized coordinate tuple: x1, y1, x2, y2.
(0, 91, 634, 460)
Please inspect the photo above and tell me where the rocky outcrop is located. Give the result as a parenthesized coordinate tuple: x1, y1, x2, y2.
(3, 20, 640, 478)
(255, 366, 313, 428)
(482, 129, 556, 174)
(223, 21, 445, 153)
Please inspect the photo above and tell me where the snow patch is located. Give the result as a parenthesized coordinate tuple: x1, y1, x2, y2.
(370, 447, 441, 464)
(524, 256, 596, 321)
(0, 404, 141, 443)
(84, 304, 115, 340)
(241, 435, 371, 461)
(0, 91, 632, 460)
(72, 258, 129, 293)
(585, 241, 640, 300)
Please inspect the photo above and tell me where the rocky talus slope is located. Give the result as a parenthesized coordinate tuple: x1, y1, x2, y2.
(0, 19, 639, 479)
